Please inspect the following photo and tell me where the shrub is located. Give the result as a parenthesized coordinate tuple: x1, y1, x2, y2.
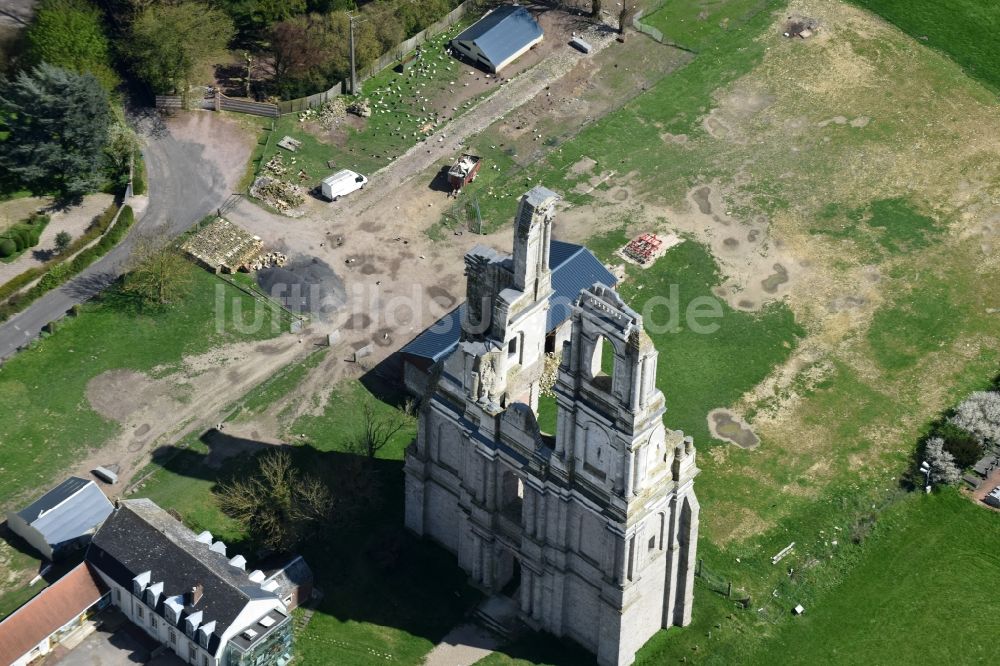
(935, 421, 984, 469)
(0, 239, 15, 258)
(131, 156, 146, 196)
(0, 201, 132, 324)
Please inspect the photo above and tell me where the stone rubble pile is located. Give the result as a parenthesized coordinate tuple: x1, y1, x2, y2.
(298, 97, 349, 129)
(248, 251, 288, 271)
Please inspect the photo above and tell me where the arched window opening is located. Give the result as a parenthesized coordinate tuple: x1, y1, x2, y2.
(501, 469, 524, 524)
(589, 335, 616, 391)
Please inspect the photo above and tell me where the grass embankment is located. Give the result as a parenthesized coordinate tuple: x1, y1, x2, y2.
(0, 265, 280, 510)
(641, 0, 775, 50)
(136, 380, 475, 665)
(851, 0, 1000, 92)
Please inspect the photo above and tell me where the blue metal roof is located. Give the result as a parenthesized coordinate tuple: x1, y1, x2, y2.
(401, 240, 616, 363)
(17, 476, 90, 522)
(454, 5, 543, 70)
(19, 478, 113, 546)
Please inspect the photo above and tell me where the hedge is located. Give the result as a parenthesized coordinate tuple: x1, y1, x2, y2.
(132, 153, 146, 196)
(0, 213, 50, 257)
(0, 204, 136, 323)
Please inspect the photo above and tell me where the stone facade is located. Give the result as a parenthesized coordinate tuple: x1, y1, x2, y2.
(404, 187, 699, 666)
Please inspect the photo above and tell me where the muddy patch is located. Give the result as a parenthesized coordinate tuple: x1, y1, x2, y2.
(708, 408, 760, 449)
(427, 285, 457, 309)
(693, 186, 713, 215)
(761, 263, 789, 293)
(343, 313, 373, 330)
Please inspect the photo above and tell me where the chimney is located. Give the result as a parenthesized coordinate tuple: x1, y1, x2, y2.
(189, 583, 204, 606)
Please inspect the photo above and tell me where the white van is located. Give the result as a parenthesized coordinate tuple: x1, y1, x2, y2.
(321, 169, 367, 201)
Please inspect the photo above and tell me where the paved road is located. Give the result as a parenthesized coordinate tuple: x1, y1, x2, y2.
(0, 111, 234, 361)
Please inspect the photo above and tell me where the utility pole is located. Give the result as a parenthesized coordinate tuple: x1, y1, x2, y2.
(348, 13, 358, 95)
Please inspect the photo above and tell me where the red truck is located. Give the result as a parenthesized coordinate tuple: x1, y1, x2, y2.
(447, 154, 481, 195)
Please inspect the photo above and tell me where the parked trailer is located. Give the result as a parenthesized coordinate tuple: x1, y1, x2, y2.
(92, 466, 118, 484)
(447, 154, 481, 195)
(321, 169, 368, 201)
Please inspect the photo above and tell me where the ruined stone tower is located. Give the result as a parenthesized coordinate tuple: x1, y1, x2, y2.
(404, 187, 699, 666)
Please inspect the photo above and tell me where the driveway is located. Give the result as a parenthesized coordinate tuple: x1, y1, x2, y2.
(49, 622, 184, 666)
(0, 110, 253, 361)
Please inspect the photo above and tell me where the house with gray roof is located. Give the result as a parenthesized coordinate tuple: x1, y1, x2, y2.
(451, 5, 544, 73)
(7, 476, 113, 560)
(86, 498, 294, 666)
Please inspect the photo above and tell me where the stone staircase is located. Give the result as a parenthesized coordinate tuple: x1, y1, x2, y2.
(472, 594, 521, 640)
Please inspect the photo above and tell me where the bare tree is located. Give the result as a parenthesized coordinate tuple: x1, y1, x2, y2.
(591, 0, 602, 18)
(347, 396, 411, 459)
(217, 449, 332, 552)
(124, 232, 192, 306)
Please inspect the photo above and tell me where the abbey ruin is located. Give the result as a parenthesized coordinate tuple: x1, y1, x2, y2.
(404, 187, 700, 666)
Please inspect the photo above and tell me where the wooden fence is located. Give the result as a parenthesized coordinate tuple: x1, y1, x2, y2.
(156, 0, 475, 118)
(157, 91, 279, 117)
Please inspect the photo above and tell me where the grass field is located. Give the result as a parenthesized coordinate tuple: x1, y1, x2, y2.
(745, 490, 1000, 664)
(641, 0, 774, 50)
(421, 0, 1000, 662)
(851, 0, 1000, 92)
(0, 265, 280, 511)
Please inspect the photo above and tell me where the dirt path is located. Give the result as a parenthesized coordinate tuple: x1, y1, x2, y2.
(75, 331, 317, 497)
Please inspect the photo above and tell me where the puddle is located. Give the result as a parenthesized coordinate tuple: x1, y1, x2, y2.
(761, 263, 789, 294)
(708, 409, 759, 449)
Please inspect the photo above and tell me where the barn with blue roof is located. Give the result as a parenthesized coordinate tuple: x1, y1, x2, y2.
(451, 5, 544, 73)
(7, 477, 113, 561)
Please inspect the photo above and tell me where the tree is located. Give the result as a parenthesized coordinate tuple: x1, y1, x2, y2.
(935, 421, 984, 469)
(217, 449, 332, 552)
(124, 1, 235, 96)
(24, 0, 119, 92)
(222, 0, 307, 46)
(924, 436, 961, 486)
(950, 391, 1000, 447)
(123, 234, 192, 306)
(271, 14, 337, 83)
(55, 231, 73, 253)
(591, 0, 602, 18)
(347, 395, 411, 460)
(105, 114, 141, 183)
(0, 64, 111, 197)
